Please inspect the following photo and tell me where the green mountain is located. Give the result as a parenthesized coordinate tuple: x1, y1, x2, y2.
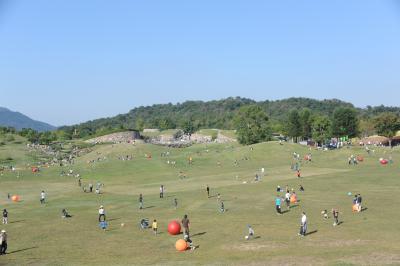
(0, 107, 56, 132)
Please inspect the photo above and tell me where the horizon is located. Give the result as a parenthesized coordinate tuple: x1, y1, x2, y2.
(1, 1, 400, 125)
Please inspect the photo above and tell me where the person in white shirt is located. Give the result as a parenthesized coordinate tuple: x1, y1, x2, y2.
(299, 212, 307, 236)
(98, 206, 106, 222)
(0, 230, 7, 255)
(285, 192, 291, 211)
(40, 191, 46, 204)
(159, 185, 164, 198)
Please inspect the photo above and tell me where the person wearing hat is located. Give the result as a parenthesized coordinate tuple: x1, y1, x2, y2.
(0, 230, 7, 255)
(98, 206, 106, 222)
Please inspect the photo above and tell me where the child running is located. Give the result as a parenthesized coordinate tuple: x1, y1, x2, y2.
(246, 225, 255, 240)
(152, 219, 158, 235)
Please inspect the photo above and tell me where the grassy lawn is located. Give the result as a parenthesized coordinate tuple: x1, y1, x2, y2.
(0, 139, 399, 265)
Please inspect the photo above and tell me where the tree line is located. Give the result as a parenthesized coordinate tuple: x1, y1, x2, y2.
(1, 97, 400, 146)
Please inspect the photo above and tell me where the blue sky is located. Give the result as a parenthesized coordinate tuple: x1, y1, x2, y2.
(1, 0, 399, 126)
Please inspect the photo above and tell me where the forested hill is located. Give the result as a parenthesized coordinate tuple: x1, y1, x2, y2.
(58, 97, 400, 137)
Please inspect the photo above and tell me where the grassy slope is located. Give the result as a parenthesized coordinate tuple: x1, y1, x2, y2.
(0, 140, 399, 265)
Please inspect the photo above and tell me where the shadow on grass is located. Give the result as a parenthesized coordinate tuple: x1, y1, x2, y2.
(253, 236, 261, 239)
(281, 210, 290, 214)
(191, 232, 207, 237)
(108, 218, 121, 222)
(8, 246, 38, 254)
(305, 230, 318, 236)
(142, 206, 155, 210)
(361, 207, 368, 212)
(290, 204, 299, 209)
(10, 220, 25, 224)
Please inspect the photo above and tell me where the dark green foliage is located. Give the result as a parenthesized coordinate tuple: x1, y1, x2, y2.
(300, 108, 312, 139)
(234, 105, 271, 145)
(331, 107, 359, 138)
(181, 120, 196, 135)
(312, 116, 332, 145)
(373, 113, 400, 146)
(286, 110, 302, 142)
(4, 97, 399, 143)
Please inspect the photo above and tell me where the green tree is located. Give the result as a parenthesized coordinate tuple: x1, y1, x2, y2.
(234, 105, 271, 145)
(182, 120, 196, 135)
(373, 112, 400, 147)
(135, 118, 145, 132)
(286, 110, 302, 142)
(331, 107, 359, 138)
(312, 116, 331, 146)
(300, 108, 312, 139)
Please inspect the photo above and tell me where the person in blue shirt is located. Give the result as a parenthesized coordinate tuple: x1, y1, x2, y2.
(275, 196, 282, 214)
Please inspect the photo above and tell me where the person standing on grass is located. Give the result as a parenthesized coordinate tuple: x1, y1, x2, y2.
(181, 214, 190, 237)
(2, 210, 7, 225)
(98, 206, 106, 222)
(0, 230, 7, 255)
(206, 185, 210, 198)
(40, 190, 46, 204)
(173, 198, 178, 210)
(220, 201, 225, 213)
(285, 191, 291, 211)
(299, 212, 307, 236)
(159, 185, 164, 199)
(332, 208, 339, 226)
(275, 195, 282, 215)
(139, 194, 143, 210)
(356, 194, 362, 212)
(89, 183, 93, 193)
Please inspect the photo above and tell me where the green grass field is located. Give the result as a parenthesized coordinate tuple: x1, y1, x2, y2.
(0, 138, 400, 265)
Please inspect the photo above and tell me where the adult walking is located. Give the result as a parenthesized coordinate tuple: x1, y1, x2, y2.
(299, 212, 307, 236)
(98, 206, 106, 222)
(40, 190, 46, 204)
(0, 230, 7, 255)
(181, 214, 190, 237)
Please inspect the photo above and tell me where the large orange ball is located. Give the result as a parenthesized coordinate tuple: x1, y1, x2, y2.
(12, 195, 20, 202)
(175, 239, 188, 251)
(290, 195, 297, 204)
(168, 221, 181, 235)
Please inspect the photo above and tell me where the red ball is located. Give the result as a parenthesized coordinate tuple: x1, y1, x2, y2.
(168, 220, 181, 235)
(380, 159, 388, 165)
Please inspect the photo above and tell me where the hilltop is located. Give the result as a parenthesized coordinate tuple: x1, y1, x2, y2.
(0, 107, 56, 132)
